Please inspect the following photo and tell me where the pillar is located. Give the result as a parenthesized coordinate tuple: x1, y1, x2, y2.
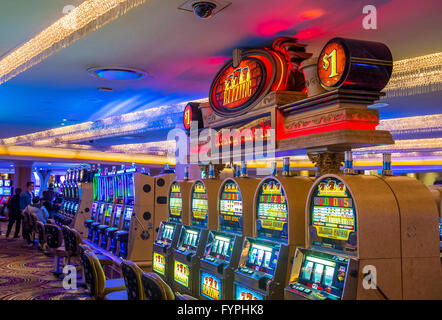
(37, 169, 52, 195)
(13, 161, 33, 192)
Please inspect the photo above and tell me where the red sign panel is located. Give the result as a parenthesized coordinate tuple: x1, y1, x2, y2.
(318, 41, 347, 88)
(183, 103, 192, 130)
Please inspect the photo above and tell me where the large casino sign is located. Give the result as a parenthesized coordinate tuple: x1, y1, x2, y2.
(209, 38, 309, 118)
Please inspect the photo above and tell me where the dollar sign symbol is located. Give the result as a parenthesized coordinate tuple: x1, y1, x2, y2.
(323, 53, 330, 71)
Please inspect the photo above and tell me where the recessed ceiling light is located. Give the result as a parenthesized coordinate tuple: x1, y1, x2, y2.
(88, 67, 150, 81)
(369, 103, 389, 109)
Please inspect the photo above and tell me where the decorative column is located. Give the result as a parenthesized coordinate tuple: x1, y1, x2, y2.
(13, 161, 33, 192)
(37, 169, 52, 195)
(307, 150, 345, 176)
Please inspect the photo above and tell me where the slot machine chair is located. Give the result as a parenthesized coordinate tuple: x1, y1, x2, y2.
(141, 272, 176, 300)
(80, 250, 126, 300)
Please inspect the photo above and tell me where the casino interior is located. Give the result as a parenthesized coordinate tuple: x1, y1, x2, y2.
(0, 0, 441, 301)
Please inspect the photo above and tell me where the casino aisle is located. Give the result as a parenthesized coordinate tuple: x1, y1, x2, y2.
(0, 222, 87, 300)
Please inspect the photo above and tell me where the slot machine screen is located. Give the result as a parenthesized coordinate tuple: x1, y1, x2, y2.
(256, 179, 288, 243)
(204, 232, 234, 262)
(0, 180, 3, 187)
(4, 180, 11, 187)
(125, 173, 135, 201)
(174, 260, 190, 288)
(169, 182, 183, 223)
(106, 176, 114, 202)
(74, 203, 79, 213)
(4, 188, 11, 196)
(294, 252, 349, 300)
(310, 177, 357, 254)
(0, 188, 4, 195)
(235, 284, 264, 300)
(245, 240, 280, 276)
(122, 206, 133, 230)
(115, 175, 124, 202)
(200, 271, 222, 300)
(113, 205, 123, 228)
(219, 180, 243, 235)
(97, 203, 105, 220)
(191, 181, 209, 228)
(153, 252, 166, 275)
(93, 176, 99, 201)
(156, 222, 175, 245)
(104, 204, 113, 224)
(91, 202, 98, 219)
(179, 227, 200, 252)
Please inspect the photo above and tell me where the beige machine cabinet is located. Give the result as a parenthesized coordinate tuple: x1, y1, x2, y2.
(286, 174, 403, 300)
(168, 180, 193, 225)
(218, 177, 261, 237)
(254, 176, 314, 280)
(73, 182, 93, 237)
(153, 173, 177, 232)
(381, 176, 442, 300)
(189, 179, 223, 230)
(125, 173, 175, 266)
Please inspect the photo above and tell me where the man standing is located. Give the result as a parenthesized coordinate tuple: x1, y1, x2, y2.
(6, 188, 22, 238)
(20, 181, 35, 211)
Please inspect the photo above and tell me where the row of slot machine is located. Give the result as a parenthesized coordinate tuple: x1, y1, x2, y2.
(83, 165, 175, 265)
(56, 167, 94, 227)
(152, 161, 442, 300)
(0, 178, 12, 204)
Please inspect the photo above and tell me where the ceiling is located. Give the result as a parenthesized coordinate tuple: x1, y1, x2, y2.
(0, 0, 441, 139)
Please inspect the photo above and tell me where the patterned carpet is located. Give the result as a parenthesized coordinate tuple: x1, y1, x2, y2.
(0, 222, 88, 300)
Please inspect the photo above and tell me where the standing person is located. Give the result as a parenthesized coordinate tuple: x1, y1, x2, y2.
(6, 188, 22, 238)
(20, 182, 35, 211)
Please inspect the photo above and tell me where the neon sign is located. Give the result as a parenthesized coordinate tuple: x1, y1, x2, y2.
(223, 65, 253, 106)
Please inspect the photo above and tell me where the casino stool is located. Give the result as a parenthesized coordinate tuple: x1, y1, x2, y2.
(44, 224, 67, 276)
(83, 250, 126, 300)
(141, 272, 175, 300)
(35, 221, 47, 251)
(29, 213, 38, 245)
(118, 260, 145, 300)
(175, 292, 198, 300)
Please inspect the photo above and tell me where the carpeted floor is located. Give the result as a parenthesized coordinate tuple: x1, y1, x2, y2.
(0, 221, 88, 300)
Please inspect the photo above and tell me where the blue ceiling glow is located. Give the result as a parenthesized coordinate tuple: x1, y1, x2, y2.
(88, 67, 148, 81)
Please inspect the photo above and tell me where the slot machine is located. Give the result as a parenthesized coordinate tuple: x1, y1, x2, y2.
(0, 180, 4, 204)
(72, 167, 94, 237)
(199, 163, 260, 300)
(91, 169, 115, 244)
(172, 165, 222, 297)
(152, 169, 193, 284)
(102, 167, 126, 250)
(233, 160, 313, 300)
(3, 179, 12, 204)
(113, 165, 175, 266)
(87, 170, 107, 241)
(284, 166, 441, 300)
(84, 168, 101, 239)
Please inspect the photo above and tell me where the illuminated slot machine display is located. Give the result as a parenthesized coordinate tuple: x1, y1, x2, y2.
(113, 164, 175, 266)
(2, 179, 12, 204)
(84, 169, 101, 239)
(91, 169, 115, 243)
(152, 176, 193, 284)
(95, 168, 118, 246)
(72, 166, 94, 237)
(285, 168, 441, 300)
(199, 165, 260, 300)
(87, 171, 107, 241)
(172, 169, 221, 297)
(102, 168, 126, 250)
(234, 162, 313, 300)
(0, 180, 4, 204)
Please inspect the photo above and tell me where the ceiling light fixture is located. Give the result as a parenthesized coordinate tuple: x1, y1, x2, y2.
(0, 0, 147, 85)
(88, 67, 149, 80)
